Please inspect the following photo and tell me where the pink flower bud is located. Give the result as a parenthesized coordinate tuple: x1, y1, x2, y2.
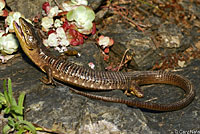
(42, 2, 51, 14)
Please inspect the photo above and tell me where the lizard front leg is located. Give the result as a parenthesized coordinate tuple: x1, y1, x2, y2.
(40, 65, 55, 85)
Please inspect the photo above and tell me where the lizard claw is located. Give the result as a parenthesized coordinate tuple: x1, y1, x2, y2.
(40, 76, 56, 86)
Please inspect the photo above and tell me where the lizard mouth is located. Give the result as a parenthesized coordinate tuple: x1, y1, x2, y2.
(13, 21, 25, 39)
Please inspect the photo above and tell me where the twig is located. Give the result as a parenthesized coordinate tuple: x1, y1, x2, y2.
(33, 123, 66, 134)
(53, 0, 64, 11)
(117, 49, 130, 71)
(144, 97, 157, 102)
(108, 4, 145, 32)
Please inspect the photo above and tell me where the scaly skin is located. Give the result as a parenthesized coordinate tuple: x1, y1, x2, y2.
(13, 18, 195, 111)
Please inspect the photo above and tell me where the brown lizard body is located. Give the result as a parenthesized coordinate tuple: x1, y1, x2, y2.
(13, 18, 195, 111)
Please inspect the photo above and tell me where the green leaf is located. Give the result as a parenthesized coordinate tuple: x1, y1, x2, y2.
(11, 98, 17, 107)
(4, 107, 10, 114)
(18, 92, 25, 113)
(84, 21, 93, 29)
(74, 6, 86, 21)
(15, 92, 25, 121)
(4, 89, 9, 106)
(0, 93, 6, 105)
(76, 6, 86, 14)
(10, 105, 24, 115)
(86, 8, 95, 21)
(8, 78, 17, 106)
(0, 93, 5, 100)
(0, 92, 4, 97)
(3, 80, 10, 106)
(14, 121, 20, 130)
(67, 10, 74, 21)
(3, 124, 11, 134)
(7, 78, 13, 103)
(16, 129, 25, 134)
(17, 116, 24, 122)
(7, 117, 15, 128)
(19, 120, 36, 134)
(71, 0, 77, 4)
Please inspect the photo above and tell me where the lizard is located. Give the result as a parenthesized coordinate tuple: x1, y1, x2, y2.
(13, 17, 195, 111)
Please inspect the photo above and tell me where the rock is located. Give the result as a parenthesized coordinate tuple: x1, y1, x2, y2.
(6, 0, 47, 18)
(1, 1, 200, 133)
(88, 0, 104, 10)
(0, 53, 199, 133)
(25, 86, 158, 133)
(6, 0, 103, 18)
(144, 59, 200, 133)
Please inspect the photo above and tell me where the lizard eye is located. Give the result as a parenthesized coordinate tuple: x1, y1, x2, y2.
(24, 26, 31, 35)
(26, 29, 30, 35)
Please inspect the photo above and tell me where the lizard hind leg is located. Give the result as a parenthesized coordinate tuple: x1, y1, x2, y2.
(125, 81, 144, 98)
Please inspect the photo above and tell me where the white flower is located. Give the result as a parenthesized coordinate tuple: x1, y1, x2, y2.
(67, 6, 95, 34)
(0, 34, 18, 54)
(48, 6, 60, 18)
(99, 37, 110, 48)
(62, 0, 88, 11)
(88, 62, 95, 69)
(54, 46, 68, 53)
(0, 30, 4, 50)
(0, 0, 5, 10)
(71, 0, 88, 5)
(56, 27, 66, 39)
(43, 39, 49, 47)
(5, 12, 22, 31)
(58, 46, 68, 53)
(44, 27, 70, 50)
(60, 38, 69, 46)
(56, 27, 70, 46)
(62, 2, 77, 11)
(54, 19, 63, 28)
(41, 17, 54, 31)
(0, 54, 14, 63)
(98, 35, 114, 49)
(47, 33, 58, 47)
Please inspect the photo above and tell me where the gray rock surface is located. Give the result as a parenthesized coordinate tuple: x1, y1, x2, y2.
(6, 0, 103, 18)
(0, 0, 199, 133)
(0, 46, 199, 133)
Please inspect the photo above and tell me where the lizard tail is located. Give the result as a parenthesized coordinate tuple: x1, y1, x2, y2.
(70, 71, 195, 111)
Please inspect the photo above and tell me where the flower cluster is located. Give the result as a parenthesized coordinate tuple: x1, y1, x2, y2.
(5, 12, 23, 32)
(62, 0, 88, 11)
(67, 5, 95, 34)
(41, 2, 62, 31)
(41, 0, 96, 50)
(43, 27, 69, 52)
(41, 16, 54, 31)
(97, 35, 114, 61)
(0, 0, 115, 64)
(2, 11, 30, 56)
(0, 1, 27, 62)
(0, 31, 18, 55)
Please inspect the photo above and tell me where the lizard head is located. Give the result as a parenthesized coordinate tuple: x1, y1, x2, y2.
(13, 17, 41, 55)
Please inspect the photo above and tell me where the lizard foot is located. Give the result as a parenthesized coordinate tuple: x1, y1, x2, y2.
(40, 76, 56, 86)
(124, 81, 144, 98)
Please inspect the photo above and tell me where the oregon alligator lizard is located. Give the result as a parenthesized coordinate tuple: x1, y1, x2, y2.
(13, 18, 195, 111)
